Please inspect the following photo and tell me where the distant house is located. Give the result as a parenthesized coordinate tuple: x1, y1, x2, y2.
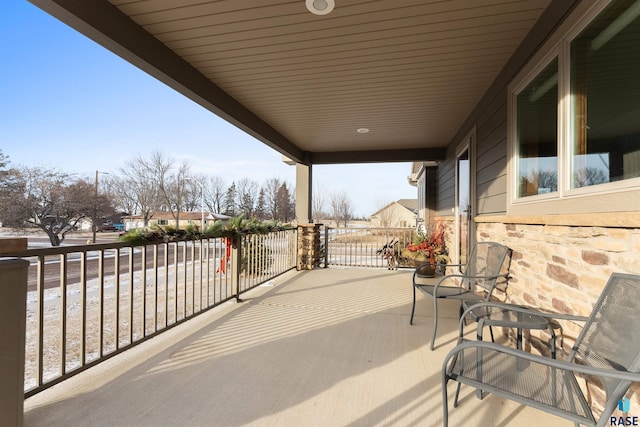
(76, 212, 127, 231)
(370, 199, 417, 228)
(122, 211, 230, 231)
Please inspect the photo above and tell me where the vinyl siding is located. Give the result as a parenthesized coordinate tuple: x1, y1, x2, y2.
(435, 1, 580, 218)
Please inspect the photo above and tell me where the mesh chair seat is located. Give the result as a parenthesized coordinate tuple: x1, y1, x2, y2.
(442, 273, 640, 427)
(447, 344, 594, 425)
(410, 241, 512, 350)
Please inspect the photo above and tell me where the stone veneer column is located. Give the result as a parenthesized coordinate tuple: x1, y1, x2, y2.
(297, 224, 321, 270)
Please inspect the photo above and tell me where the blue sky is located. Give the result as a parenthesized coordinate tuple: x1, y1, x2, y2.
(0, 1, 417, 217)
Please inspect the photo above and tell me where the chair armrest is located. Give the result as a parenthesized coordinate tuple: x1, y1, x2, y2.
(428, 273, 509, 289)
(443, 340, 640, 383)
(424, 273, 508, 298)
(458, 301, 589, 341)
(441, 263, 465, 269)
(461, 301, 590, 324)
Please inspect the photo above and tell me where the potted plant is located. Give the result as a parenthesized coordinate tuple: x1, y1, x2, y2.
(400, 222, 448, 276)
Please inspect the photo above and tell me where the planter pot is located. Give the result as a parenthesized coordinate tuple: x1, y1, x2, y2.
(415, 263, 436, 278)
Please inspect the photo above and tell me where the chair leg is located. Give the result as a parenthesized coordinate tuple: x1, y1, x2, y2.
(442, 376, 450, 427)
(410, 285, 417, 325)
(430, 298, 439, 350)
(454, 383, 462, 407)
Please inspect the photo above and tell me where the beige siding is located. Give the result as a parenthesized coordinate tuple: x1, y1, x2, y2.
(433, 2, 580, 218)
(436, 158, 455, 216)
(475, 87, 508, 216)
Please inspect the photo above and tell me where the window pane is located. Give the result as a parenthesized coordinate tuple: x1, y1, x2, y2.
(571, 0, 640, 188)
(516, 59, 558, 197)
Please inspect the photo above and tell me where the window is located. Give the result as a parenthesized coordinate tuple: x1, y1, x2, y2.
(570, 0, 640, 188)
(516, 59, 559, 197)
(512, 0, 640, 203)
(157, 219, 168, 225)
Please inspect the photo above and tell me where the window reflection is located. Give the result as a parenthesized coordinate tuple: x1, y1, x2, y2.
(571, 0, 640, 188)
(516, 59, 558, 197)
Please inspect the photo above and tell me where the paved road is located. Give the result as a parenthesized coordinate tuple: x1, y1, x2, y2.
(25, 243, 222, 292)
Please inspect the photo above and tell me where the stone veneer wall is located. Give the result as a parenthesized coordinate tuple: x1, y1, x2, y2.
(476, 221, 640, 328)
(474, 218, 640, 414)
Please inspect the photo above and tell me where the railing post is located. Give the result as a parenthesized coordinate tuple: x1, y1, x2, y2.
(0, 258, 29, 427)
(323, 226, 329, 268)
(231, 236, 242, 302)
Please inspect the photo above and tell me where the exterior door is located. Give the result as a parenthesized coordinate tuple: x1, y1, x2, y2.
(456, 148, 471, 265)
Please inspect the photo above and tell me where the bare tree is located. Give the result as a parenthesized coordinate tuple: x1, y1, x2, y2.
(137, 151, 190, 228)
(312, 184, 327, 223)
(574, 167, 607, 188)
(262, 177, 282, 220)
(182, 174, 205, 212)
(1, 167, 112, 246)
(329, 190, 353, 227)
(118, 158, 159, 226)
(204, 176, 226, 214)
(105, 175, 137, 215)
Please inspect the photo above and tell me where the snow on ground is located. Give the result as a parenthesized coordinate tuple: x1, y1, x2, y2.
(24, 259, 233, 391)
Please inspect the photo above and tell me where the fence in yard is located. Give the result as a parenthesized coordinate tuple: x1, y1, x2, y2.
(324, 227, 418, 268)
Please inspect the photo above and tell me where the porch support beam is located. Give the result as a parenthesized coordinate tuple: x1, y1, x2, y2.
(310, 147, 446, 164)
(295, 163, 312, 224)
(0, 258, 29, 427)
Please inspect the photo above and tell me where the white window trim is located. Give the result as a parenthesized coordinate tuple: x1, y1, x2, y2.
(508, 47, 561, 206)
(507, 0, 640, 216)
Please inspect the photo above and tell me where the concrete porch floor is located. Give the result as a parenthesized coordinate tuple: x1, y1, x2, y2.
(24, 268, 571, 427)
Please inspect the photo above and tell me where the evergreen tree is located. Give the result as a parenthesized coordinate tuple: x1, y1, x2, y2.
(255, 188, 267, 220)
(275, 182, 294, 222)
(224, 182, 237, 216)
(0, 151, 22, 226)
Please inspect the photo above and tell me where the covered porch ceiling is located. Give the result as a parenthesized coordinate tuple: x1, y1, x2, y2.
(30, 0, 556, 165)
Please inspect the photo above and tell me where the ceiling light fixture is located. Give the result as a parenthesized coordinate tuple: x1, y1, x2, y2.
(356, 128, 369, 134)
(306, 0, 335, 15)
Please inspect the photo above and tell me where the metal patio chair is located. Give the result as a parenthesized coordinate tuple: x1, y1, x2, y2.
(409, 241, 512, 350)
(442, 272, 640, 427)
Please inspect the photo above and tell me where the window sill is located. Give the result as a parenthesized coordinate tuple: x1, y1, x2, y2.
(475, 212, 640, 228)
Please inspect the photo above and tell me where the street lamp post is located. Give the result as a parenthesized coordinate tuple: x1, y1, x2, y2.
(93, 170, 110, 243)
(185, 177, 205, 231)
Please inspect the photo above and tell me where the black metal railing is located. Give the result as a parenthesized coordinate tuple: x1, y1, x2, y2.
(324, 227, 416, 268)
(4, 229, 297, 397)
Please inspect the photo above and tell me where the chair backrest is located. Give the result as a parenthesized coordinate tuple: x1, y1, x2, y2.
(570, 273, 640, 411)
(462, 242, 512, 298)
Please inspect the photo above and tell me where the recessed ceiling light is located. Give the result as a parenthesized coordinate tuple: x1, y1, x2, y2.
(306, 0, 335, 15)
(356, 128, 370, 133)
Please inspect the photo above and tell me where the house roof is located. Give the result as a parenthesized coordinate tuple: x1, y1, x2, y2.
(29, 0, 573, 165)
(396, 199, 418, 211)
(371, 199, 418, 217)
